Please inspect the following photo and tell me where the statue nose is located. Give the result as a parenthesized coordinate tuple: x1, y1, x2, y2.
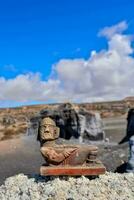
(45, 125, 49, 131)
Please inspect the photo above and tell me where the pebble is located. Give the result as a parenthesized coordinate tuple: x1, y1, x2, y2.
(0, 172, 134, 200)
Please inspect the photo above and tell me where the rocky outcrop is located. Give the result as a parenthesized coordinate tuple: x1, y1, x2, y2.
(0, 172, 134, 200)
(31, 103, 105, 141)
(0, 115, 28, 140)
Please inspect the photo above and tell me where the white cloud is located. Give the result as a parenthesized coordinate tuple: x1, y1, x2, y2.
(98, 21, 128, 39)
(109, 34, 133, 55)
(0, 21, 134, 105)
(0, 73, 61, 102)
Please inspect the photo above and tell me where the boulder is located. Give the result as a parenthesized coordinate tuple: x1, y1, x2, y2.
(30, 103, 105, 141)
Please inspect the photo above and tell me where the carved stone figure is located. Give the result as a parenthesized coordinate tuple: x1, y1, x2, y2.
(38, 117, 100, 166)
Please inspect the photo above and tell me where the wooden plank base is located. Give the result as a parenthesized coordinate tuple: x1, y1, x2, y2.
(40, 163, 106, 176)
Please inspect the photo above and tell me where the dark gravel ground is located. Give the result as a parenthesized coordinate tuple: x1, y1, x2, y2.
(0, 134, 129, 186)
(0, 116, 129, 185)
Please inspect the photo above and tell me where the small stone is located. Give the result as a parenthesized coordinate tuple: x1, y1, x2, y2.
(0, 172, 134, 200)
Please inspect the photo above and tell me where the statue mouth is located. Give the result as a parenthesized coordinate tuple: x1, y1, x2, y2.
(43, 132, 53, 140)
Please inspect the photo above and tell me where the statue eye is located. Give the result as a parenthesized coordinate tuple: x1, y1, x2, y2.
(40, 125, 45, 128)
(49, 125, 54, 128)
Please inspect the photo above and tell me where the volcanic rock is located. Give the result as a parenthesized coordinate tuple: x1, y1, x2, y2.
(30, 103, 105, 141)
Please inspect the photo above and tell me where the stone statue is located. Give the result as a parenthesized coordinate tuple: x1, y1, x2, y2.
(38, 117, 99, 166)
(126, 135, 134, 172)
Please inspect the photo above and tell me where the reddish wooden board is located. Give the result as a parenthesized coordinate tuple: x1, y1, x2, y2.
(40, 164, 106, 176)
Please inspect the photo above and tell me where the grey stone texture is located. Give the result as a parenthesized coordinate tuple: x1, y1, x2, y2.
(0, 172, 134, 200)
(127, 136, 134, 172)
(31, 103, 105, 141)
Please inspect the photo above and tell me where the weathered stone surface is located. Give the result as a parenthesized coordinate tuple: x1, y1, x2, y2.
(38, 117, 104, 176)
(126, 135, 134, 172)
(0, 172, 134, 200)
(30, 103, 105, 141)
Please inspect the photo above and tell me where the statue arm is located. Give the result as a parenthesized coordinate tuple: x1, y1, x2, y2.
(40, 147, 65, 163)
(41, 147, 76, 163)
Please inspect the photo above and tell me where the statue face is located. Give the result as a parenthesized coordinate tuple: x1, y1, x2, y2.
(39, 117, 60, 142)
(40, 124, 56, 140)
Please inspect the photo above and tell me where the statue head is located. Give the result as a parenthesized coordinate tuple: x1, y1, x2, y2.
(38, 117, 59, 142)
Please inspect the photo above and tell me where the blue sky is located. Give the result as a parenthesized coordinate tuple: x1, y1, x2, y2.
(0, 0, 134, 107)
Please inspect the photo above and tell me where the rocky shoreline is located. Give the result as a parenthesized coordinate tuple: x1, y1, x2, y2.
(0, 172, 134, 200)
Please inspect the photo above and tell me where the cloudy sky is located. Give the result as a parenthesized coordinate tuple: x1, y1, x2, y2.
(0, 0, 134, 107)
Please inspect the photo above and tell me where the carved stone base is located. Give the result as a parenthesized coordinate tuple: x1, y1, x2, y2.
(40, 163, 106, 176)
